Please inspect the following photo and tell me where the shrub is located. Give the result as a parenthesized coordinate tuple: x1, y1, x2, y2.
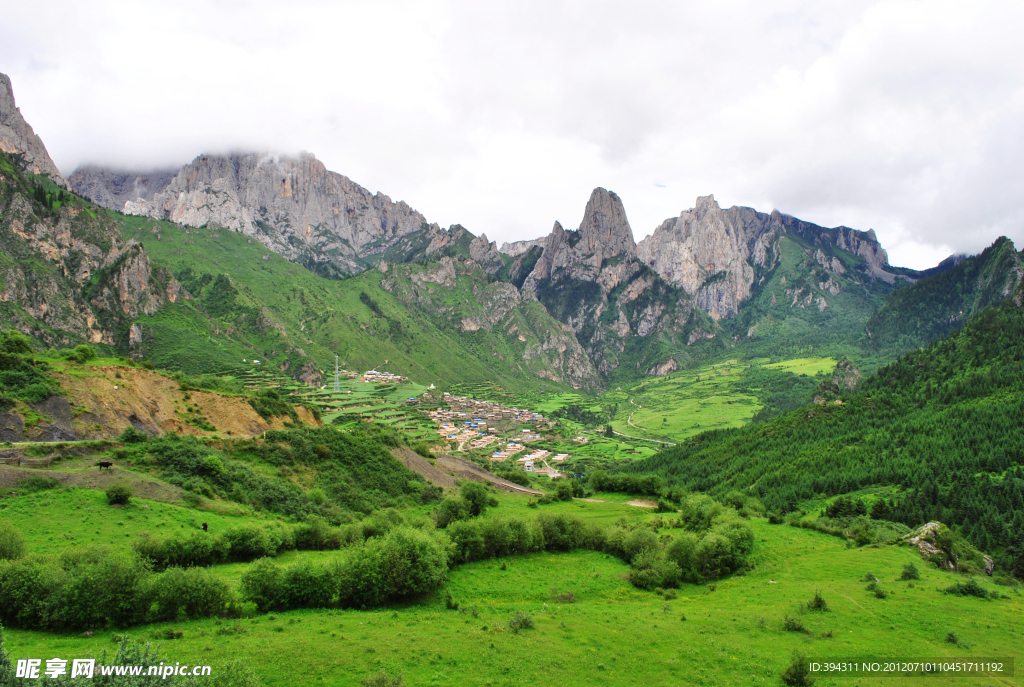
(339, 527, 450, 608)
(780, 653, 815, 686)
(446, 519, 486, 564)
(807, 591, 829, 611)
(144, 566, 231, 622)
(0, 522, 25, 561)
(433, 497, 469, 528)
(281, 560, 335, 608)
(783, 615, 807, 633)
(106, 484, 132, 506)
(118, 426, 149, 444)
(239, 558, 286, 612)
(293, 516, 342, 551)
(420, 485, 443, 504)
(899, 563, 921, 581)
(133, 531, 228, 570)
(943, 578, 990, 599)
(664, 532, 699, 579)
(629, 550, 682, 590)
(459, 482, 491, 517)
(945, 631, 961, 645)
(508, 610, 534, 633)
(692, 533, 735, 581)
(554, 480, 574, 501)
(481, 517, 542, 558)
(223, 524, 282, 562)
(536, 513, 588, 551)
(622, 528, 659, 564)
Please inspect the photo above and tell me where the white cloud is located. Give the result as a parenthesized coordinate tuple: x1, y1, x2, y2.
(2, 0, 1021, 269)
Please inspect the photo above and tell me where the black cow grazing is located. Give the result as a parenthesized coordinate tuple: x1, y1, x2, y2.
(97, 461, 113, 470)
(202, 522, 208, 532)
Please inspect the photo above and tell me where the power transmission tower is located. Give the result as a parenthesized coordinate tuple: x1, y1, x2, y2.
(334, 355, 341, 393)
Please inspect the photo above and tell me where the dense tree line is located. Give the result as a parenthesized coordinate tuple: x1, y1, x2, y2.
(626, 293, 1024, 566)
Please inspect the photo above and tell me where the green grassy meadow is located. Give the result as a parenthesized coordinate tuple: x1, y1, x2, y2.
(602, 357, 836, 443)
(3, 487, 1020, 686)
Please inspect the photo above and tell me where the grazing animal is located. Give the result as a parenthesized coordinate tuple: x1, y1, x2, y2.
(97, 461, 113, 470)
(202, 522, 208, 532)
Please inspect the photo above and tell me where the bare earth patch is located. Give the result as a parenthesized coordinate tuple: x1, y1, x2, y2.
(626, 498, 658, 508)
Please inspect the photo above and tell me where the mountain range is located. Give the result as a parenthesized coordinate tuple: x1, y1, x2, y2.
(4, 70, 1022, 390)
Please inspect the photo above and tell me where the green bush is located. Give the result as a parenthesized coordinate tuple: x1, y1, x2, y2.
(664, 532, 699, 579)
(780, 653, 815, 686)
(281, 560, 335, 608)
(446, 519, 486, 563)
(807, 590, 829, 611)
(0, 522, 25, 561)
(133, 531, 228, 570)
(899, 563, 921, 581)
(248, 389, 298, 422)
(692, 533, 735, 581)
(481, 517, 542, 558)
(239, 557, 286, 612)
(783, 615, 807, 633)
(106, 484, 132, 505)
(433, 497, 469, 528)
(223, 524, 291, 562)
(144, 566, 231, 622)
(339, 527, 450, 608)
(459, 482, 491, 517)
(943, 578, 990, 599)
(293, 516, 342, 551)
(118, 426, 149, 444)
(554, 480, 574, 501)
(629, 550, 682, 590)
(508, 610, 534, 633)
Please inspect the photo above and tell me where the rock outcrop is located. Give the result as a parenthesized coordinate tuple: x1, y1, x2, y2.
(522, 188, 712, 375)
(638, 195, 899, 319)
(468, 233, 505, 275)
(71, 152, 429, 277)
(0, 73, 67, 188)
(499, 236, 547, 257)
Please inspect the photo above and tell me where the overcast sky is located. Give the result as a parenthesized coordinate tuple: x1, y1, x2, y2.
(3, 0, 1022, 269)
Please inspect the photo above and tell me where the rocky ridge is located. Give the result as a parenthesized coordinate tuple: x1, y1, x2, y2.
(70, 152, 430, 277)
(637, 195, 900, 319)
(0, 74, 67, 188)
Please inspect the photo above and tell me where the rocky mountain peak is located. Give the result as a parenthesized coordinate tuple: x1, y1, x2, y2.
(694, 194, 720, 215)
(577, 187, 636, 259)
(0, 73, 67, 188)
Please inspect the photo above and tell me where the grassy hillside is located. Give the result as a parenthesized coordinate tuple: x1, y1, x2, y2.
(120, 216, 579, 394)
(628, 289, 1024, 559)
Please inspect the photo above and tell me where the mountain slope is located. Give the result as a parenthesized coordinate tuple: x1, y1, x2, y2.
(865, 236, 1022, 352)
(627, 282, 1024, 553)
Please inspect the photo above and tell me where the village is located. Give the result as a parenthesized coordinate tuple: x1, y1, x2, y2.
(423, 393, 569, 478)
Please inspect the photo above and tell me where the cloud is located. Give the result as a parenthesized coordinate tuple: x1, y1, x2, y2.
(1, 0, 1021, 268)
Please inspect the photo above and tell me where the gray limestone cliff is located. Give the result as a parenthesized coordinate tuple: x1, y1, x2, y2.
(0, 73, 67, 188)
(67, 166, 178, 211)
(637, 195, 898, 319)
(70, 152, 429, 277)
(499, 236, 547, 257)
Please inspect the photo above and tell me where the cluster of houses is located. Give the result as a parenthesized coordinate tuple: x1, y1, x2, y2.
(438, 393, 554, 428)
(361, 370, 409, 384)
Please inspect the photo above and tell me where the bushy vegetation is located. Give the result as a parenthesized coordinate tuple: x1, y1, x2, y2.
(111, 427, 426, 519)
(631, 296, 1024, 560)
(0, 547, 230, 631)
(0, 329, 60, 410)
(0, 522, 25, 561)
